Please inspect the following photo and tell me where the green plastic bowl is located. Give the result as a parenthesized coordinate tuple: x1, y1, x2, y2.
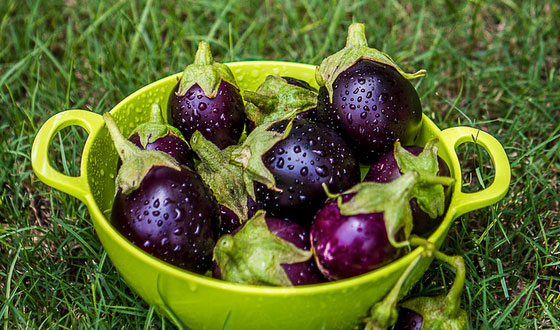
(31, 61, 510, 330)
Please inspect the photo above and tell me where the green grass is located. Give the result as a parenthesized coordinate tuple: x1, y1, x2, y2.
(1, 0, 559, 329)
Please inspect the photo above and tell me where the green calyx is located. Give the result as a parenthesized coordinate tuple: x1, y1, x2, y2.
(190, 131, 249, 222)
(176, 41, 239, 98)
(103, 112, 181, 195)
(244, 75, 317, 126)
(315, 23, 426, 102)
(394, 138, 455, 219)
(230, 120, 293, 200)
(213, 211, 312, 286)
(132, 103, 188, 148)
(330, 172, 418, 249)
(399, 252, 468, 330)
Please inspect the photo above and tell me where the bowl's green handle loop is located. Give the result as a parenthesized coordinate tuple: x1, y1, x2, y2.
(31, 110, 104, 204)
(440, 126, 511, 218)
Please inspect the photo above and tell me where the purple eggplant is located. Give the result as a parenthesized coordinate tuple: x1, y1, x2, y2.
(231, 119, 361, 223)
(213, 211, 324, 286)
(128, 103, 194, 169)
(218, 196, 259, 236)
(364, 140, 452, 236)
(311, 157, 454, 280)
(310, 194, 398, 281)
(168, 41, 245, 149)
(104, 113, 219, 274)
(243, 75, 318, 134)
(315, 23, 425, 162)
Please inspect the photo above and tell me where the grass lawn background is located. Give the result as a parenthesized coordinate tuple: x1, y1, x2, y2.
(1, 0, 559, 329)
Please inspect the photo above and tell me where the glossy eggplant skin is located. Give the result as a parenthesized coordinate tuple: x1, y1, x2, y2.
(111, 166, 220, 274)
(265, 217, 326, 286)
(254, 119, 361, 223)
(364, 146, 451, 236)
(129, 133, 195, 169)
(218, 197, 260, 236)
(168, 81, 245, 149)
(310, 195, 398, 281)
(393, 308, 424, 330)
(317, 60, 423, 162)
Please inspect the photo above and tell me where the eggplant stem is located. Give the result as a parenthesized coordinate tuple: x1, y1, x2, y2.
(346, 23, 368, 48)
(194, 41, 213, 66)
(103, 112, 141, 162)
(148, 103, 165, 124)
(433, 251, 466, 317)
(243, 91, 278, 112)
(421, 174, 456, 187)
(322, 183, 340, 199)
(366, 254, 424, 329)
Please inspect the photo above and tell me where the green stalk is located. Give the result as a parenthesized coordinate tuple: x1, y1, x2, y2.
(194, 41, 213, 65)
(103, 113, 141, 163)
(243, 91, 278, 111)
(345, 23, 368, 48)
(148, 103, 165, 124)
(420, 173, 456, 187)
(434, 251, 466, 317)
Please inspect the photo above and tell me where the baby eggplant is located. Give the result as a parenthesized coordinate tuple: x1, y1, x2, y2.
(310, 194, 399, 281)
(243, 75, 318, 133)
(213, 210, 324, 286)
(104, 113, 219, 274)
(364, 139, 452, 236)
(231, 119, 361, 224)
(168, 41, 245, 149)
(218, 196, 259, 236)
(316, 23, 425, 162)
(311, 165, 454, 281)
(128, 103, 194, 168)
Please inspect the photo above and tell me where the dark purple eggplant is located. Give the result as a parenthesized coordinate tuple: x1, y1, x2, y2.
(213, 210, 324, 286)
(315, 23, 425, 162)
(219, 196, 259, 236)
(231, 119, 361, 223)
(364, 139, 452, 236)
(310, 194, 398, 281)
(167, 41, 245, 149)
(128, 103, 194, 168)
(243, 75, 318, 134)
(104, 113, 219, 274)
(311, 162, 454, 280)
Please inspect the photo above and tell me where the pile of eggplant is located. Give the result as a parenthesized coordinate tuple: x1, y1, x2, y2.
(104, 23, 467, 329)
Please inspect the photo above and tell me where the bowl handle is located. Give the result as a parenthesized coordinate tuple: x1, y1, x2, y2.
(31, 110, 104, 204)
(439, 126, 511, 218)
